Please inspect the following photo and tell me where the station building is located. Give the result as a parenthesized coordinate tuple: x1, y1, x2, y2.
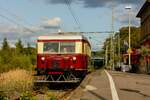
(137, 0, 150, 73)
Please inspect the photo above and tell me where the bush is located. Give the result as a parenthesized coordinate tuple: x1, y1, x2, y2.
(10, 55, 33, 70)
(0, 38, 36, 72)
(0, 54, 36, 72)
(20, 91, 36, 100)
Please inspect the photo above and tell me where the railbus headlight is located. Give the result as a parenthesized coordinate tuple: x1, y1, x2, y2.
(41, 57, 45, 61)
(72, 57, 77, 61)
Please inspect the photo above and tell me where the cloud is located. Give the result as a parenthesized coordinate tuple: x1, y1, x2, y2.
(0, 23, 37, 35)
(0, 17, 62, 47)
(117, 13, 140, 26)
(42, 25, 60, 29)
(79, 0, 111, 8)
(41, 0, 144, 26)
(0, 24, 19, 33)
(40, 17, 61, 29)
(43, 17, 61, 26)
(114, 4, 141, 26)
(45, 0, 72, 4)
(0, 17, 62, 34)
(45, 0, 143, 8)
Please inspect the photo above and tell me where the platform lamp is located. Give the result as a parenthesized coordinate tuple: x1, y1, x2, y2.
(125, 5, 132, 69)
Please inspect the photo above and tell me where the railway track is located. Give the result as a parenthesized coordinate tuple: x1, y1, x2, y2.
(32, 70, 95, 99)
(33, 82, 78, 99)
(32, 70, 79, 99)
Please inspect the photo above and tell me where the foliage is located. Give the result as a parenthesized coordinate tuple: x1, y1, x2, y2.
(50, 96, 57, 100)
(20, 91, 36, 100)
(10, 55, 33, 70)
(103, 26, 140, 66)
(119, 26, 141, 48)
(92, 51, 105, 57)
(15, 39, 24, 55)
(104, 26, 140, 52)
(140, 46, 150, 57)
(0, 38, 58, 99)
(0, 38, 36, 72)
(0, 92, 8, 100)
(1, 38, 10, 51)
(87, 65, 95, 73)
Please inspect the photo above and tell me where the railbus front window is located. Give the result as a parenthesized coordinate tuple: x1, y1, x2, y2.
(60, 42, 75, 53)
(43, 42, 59, 53)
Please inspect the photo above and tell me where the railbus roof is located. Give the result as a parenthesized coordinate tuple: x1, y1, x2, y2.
(38, 32, 88, 41)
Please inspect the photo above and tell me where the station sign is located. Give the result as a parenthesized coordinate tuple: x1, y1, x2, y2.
(127, 48, 133, 54)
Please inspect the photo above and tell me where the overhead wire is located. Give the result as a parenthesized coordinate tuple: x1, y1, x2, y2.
(0, 14, 36, 34)
(64, 0, 82, 31)
(0, 6, 35, 27)
(0, 7, 21, 21)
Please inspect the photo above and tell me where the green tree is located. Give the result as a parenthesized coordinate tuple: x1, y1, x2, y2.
(103, 26, 140, 68)
(15, 39, 24, 55)
(140, 46, 150, 57)
(1, 38, 10, 51)
(26, 43, 32, 55)
(119, 26, 140, 49)
(0, 38, 12, 72)
(25, 43, 37, 66)
(0, 38, 37, 72)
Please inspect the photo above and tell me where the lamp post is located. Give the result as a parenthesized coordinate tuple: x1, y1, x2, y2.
(125, 5, 132, 69)
(117, 31, 121, 68)
(105, 41, 108, 68)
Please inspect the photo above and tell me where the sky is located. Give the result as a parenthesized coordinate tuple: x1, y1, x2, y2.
(0, 0, 145, 51)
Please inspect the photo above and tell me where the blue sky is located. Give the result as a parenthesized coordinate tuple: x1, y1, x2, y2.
(0, 0, 145, 51)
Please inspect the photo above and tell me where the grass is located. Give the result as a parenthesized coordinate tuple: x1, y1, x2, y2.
(0, 69, 77, 99)
(0, 69, 59, 99)
(0, 69, 33, 98)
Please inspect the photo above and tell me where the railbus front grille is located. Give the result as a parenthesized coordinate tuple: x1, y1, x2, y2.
(52, 60, 60, 68)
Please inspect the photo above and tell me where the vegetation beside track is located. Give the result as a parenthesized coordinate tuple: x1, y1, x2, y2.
(0, 38, 36, 73)
(0, 69, 77, 99)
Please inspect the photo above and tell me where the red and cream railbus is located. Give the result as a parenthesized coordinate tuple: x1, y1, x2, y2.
(36, 33, 91, 83)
